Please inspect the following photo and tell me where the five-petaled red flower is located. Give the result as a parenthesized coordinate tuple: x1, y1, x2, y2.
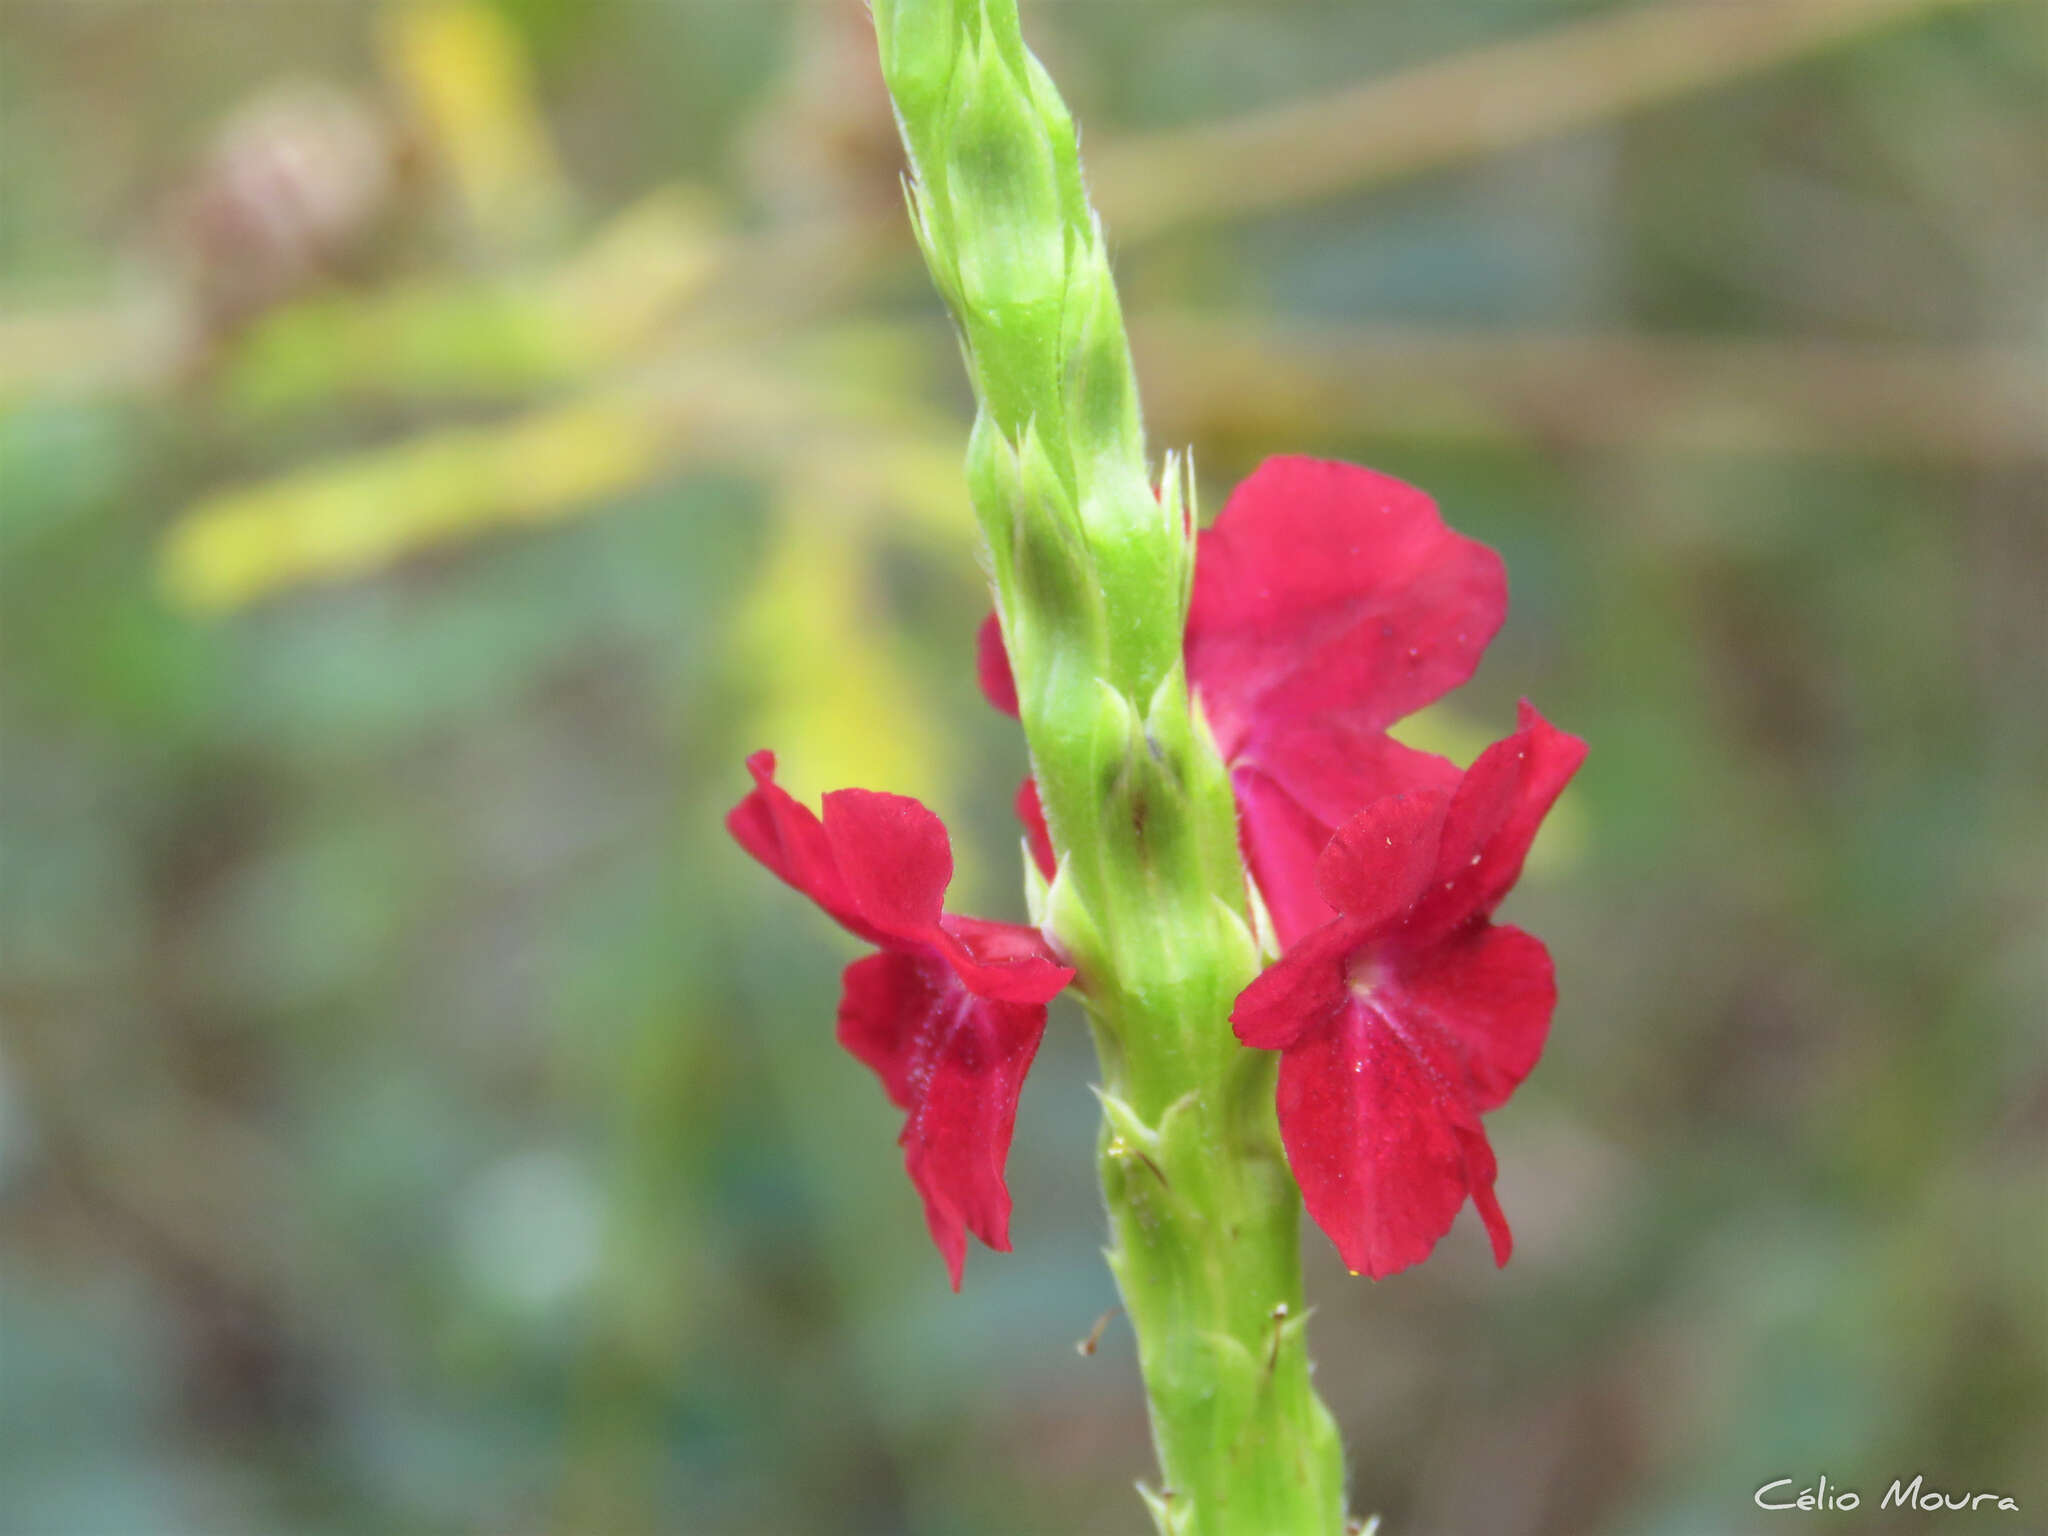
(1231, 704, 1584, 1277)
(727, 752, 1074, 1287)
(982, 455, 1583, 1277)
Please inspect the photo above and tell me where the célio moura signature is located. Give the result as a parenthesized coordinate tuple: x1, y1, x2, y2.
(1754, 1475, 2020, 1514)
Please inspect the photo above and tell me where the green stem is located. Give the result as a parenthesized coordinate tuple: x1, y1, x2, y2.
(871, 5, 1346, 1531)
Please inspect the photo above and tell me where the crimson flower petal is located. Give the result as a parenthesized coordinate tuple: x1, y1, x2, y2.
(1465, 1135, 1513, 1267)
(726, 751, 876, 940)
(1233, 725, 1459, 949)
(1186, 456, 1507, 755)
(1406, 702, 1586, 943)
(837, 951, 932, 1111)
(1230, 919, 1360, 1053)
(836, 951, 1050, 1291)
(936, 913, 1075, 1004)
(1315, 790, 1449, 931)
(820, 788, 953, 944)
(1400, 923, 1554, 1113)
(1272, 994, 1509, 1279)
(1244, 719, 1462, 834)
(1232, 769, 1341, 953)
(977, 613, 1020, 717)
(1015, 777, 1056, 881)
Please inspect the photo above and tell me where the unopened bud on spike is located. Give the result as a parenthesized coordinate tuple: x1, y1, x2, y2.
(945, 20, 1065, 348)
(873, 0, 968, 135)
(1062, 235, 1144, 474)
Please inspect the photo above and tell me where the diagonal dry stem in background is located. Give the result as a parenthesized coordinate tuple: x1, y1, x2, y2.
(1092, 0, 2003, 239)
(1131, 320, 2048, 465)
(154, 319, 2044, 612)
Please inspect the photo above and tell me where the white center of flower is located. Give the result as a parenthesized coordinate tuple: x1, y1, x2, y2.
(1345, 952, 1391, 1002)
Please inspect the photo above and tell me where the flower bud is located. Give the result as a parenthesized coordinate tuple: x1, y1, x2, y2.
(1060, 233, 1144, 475)
(943, 19, 1065, 426)
(872, 0, 968, 133)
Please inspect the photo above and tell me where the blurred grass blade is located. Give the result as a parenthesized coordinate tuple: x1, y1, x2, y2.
(160, 399, 662, 611)
(221, 186, 728, 414)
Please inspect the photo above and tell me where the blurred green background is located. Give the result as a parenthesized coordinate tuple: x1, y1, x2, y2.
(2, 1, 2043, 1533)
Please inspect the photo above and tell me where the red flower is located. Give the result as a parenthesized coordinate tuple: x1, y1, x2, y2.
(727, 752, 1074, 1287)
(1231, 705, 1585, 1277)
(980, 456, 1508, 948)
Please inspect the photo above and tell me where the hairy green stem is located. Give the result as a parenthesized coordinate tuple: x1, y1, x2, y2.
(871, 4, 1347, 1530)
